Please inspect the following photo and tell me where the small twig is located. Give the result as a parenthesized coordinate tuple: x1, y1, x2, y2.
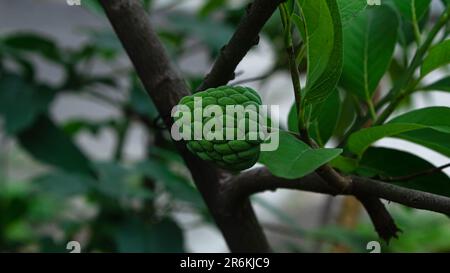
(230, 71, 274, 85)
(381, 163, 450, 182)
(85, 90, 123, 108)
(197, 0, 285, 91)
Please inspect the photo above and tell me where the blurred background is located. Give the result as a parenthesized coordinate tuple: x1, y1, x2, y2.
(0, 0, 449, 253)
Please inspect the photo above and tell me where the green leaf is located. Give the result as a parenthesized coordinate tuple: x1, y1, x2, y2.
(286, 0, 297, 16)
(32, 172, 95, 198)
(347, 107, 450, 156)
(2, 33, 62, 63)
(358, 147, 450, 197)
(329, 155, 358, 173)
(421, 76, 450, 92)
(388, 106, 450, 133)
(62, 119, 113, 137)
(115, 217, 184, 253)
(337, 0, 367, 27)
(67, 44, 95, 64)
(395, 129, 450, 157)
(348, 123, 424, 156)
(288, 90, 342, 146)
(259, 131, 342, 179)
(388, 106, 450, 129)
(298, 0, 344, 105)
(0, 74, 54, 134)
(287, 103, 299, 133)
(334, 92, 358, 137)
(17, 116, 93, 175)
(340, 5, 399, 101)
(291, 13, 306, 41)
(421, 39, 450, 77)
(391, 0, 431, 21)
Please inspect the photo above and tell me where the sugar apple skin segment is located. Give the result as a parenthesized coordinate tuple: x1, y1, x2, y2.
(171, 86, 278, 171)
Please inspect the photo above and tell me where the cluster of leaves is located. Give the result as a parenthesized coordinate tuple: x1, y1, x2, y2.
(259, 0, 450, 200)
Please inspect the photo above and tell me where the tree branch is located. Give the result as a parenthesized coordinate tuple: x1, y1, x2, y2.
(197, 0, 285, 91)
(356, 195, 401, 242)
(99, 0, 272, 252)
(291, 138, 397, 240)
(380, 163, 450, 182)
(230, 70, 274, 85)
(226, 167, 450, 216)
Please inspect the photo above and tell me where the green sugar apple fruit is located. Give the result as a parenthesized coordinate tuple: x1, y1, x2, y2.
(175, 86, 268, 171)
